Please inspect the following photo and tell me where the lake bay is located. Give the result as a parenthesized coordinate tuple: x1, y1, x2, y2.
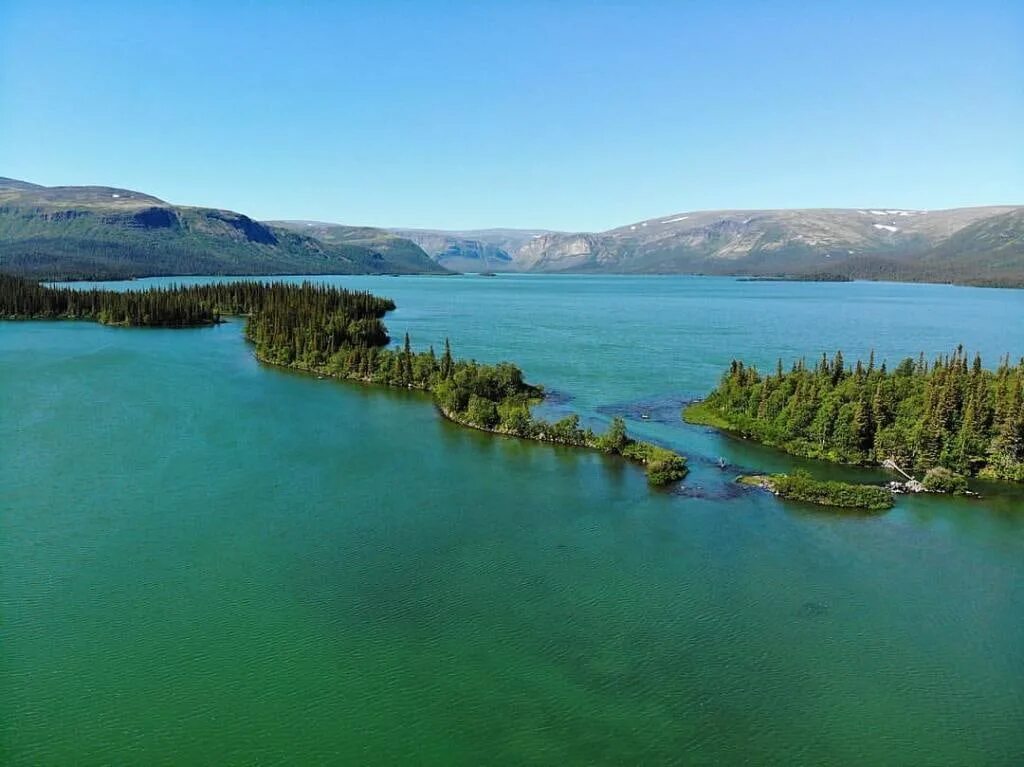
(3, 275, 1023, 764)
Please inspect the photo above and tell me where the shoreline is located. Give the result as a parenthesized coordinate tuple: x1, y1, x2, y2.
(39, 272, 1024, 292)
(252, 347, 687, 486)
(683, 400, 1021, 489)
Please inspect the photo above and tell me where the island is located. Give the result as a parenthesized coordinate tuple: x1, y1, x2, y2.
(738, 472, 894, 511)
(685, 347, 1024, 484)
(0, 275, 687, 486)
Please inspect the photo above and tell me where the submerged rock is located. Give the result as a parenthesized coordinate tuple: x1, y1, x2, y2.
(672, 481, 749, 501)
(797, 601, 830, 618)
(596, 395, 696, 426)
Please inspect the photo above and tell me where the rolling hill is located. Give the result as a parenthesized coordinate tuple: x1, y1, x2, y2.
(399, 206, 1024, 286)
(910, 208, 1024, 286)
(0, 178, 445, 280)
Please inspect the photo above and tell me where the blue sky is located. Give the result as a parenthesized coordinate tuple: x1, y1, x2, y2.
(1, 1, 1021, 230)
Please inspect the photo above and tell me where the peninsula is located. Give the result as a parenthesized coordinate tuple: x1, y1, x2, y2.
(0, 275, 686, 486)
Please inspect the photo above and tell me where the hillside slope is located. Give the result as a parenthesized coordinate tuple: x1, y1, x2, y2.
(0, 178, 445, 280)
(912, 208, 1024, 286)
(4, 176, 1018, 286)
(268, 221, 442, 274)
(509, 207, 1023, 282)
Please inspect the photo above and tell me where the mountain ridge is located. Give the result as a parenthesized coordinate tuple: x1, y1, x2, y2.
(1, 176, 1020, 285)
(0, 178, 445, 280)
(390, 205, 1024, 285)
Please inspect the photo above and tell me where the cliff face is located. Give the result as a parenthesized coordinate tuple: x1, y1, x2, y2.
(389, 228, 550, 271)
(513, 233, 609, 271)
(397, 232, 514, 272)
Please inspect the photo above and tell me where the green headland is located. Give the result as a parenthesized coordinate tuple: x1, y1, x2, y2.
(0, 274, 686, 486)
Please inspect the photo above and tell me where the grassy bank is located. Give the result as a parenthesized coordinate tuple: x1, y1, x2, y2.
(682, 400, 737, 430)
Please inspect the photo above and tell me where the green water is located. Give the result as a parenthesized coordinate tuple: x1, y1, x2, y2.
(3, 275, 1023, 765)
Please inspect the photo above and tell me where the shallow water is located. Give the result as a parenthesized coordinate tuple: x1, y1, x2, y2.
(3, 275, 1023, 764)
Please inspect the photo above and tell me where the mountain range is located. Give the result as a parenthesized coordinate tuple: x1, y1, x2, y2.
(1, 177, 1021, 286)
(390, 206, 1024, 286)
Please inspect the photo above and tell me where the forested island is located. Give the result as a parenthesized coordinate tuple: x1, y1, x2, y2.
(686, 347, 1024, 483)
(0, 275, 686, 486)
(738, 472, 894, 511)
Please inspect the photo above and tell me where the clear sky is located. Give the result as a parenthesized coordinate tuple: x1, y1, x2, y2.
(1, 1, 1021, 231)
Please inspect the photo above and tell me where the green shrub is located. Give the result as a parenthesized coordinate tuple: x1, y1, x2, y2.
(922, 467, 969, 495)
(623, 441, 688, 485)
(596, 417, 629, 453)
(465, 394, 500, 429)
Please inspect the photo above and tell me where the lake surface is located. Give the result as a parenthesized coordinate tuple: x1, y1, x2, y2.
(3, 275, 1023, 765)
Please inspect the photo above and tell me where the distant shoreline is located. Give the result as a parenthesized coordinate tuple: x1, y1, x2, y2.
(735, 273, 853, 283)
(39, 272, 1024, 293)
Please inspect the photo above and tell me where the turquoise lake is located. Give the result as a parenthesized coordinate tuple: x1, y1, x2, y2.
(2, 275, 1023, 764)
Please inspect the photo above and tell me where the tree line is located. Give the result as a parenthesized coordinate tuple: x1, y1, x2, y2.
(687, 346, 1024, 482)
(0, 274, 395, 329)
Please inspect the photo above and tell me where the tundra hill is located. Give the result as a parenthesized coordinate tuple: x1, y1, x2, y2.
(400, 206, 1023, 286)
(0, 178, 444, 280)
(507, 207, 1023, 284)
